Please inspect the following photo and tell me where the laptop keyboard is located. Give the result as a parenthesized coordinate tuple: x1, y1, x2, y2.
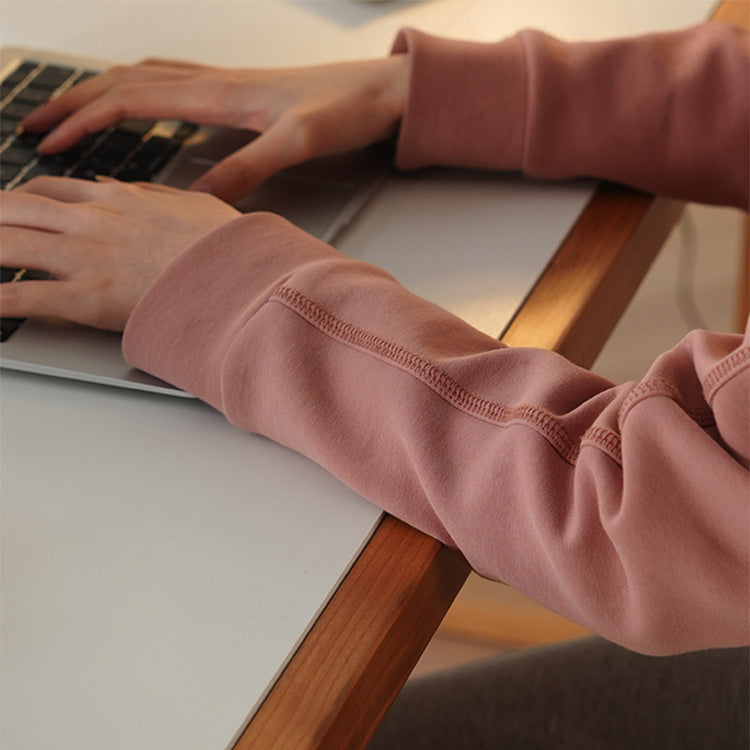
(1, 59, 199, 341)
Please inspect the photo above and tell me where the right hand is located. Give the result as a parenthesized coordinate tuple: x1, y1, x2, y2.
(22, 54, 410, 204)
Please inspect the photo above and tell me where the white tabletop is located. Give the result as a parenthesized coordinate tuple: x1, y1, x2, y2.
(1, 373, 381, 749)
(1, 2, 717, 749)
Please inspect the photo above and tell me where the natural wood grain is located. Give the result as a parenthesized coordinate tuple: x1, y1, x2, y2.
(501, 188, 684, 368)
(236, 3, 747, 748)
(711, 0, 749, 25)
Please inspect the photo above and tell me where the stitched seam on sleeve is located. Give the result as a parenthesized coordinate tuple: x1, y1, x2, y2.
(618, 376, 716, 427)
(703, 345, 750, 403)
(581, 426, 623, 464)
(270, 285, 625, 467)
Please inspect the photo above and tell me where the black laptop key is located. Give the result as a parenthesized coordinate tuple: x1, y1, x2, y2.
(142, 135, 180, 161)
(38, 134, 99, 176)
(14, 85, 53, 107)
(115, 165, 151, 183)
(103, 128, 143, 153)
(85, 135, 140, 173)
(2, 144, 37, 168)
(38, 153, 74, 172)
(13, 129, 44, 148)
(18, 159, 66, 182)
(81, 153, 119, 175)
(1, 265, 26, 340)
(67, 134, 129, 180)
(38, 151, 76, 173)
(3, 62, 37, 89)
(1, 267, 20, 283)
(0, 317, 23, 342)
(0, 118, 19, 140)
(70, 164, 100, 181)
(116, 136, 179, 181)
(31, 65, 75, 90)
(2, 99, 37, 121)
(1, 163, 21, 187)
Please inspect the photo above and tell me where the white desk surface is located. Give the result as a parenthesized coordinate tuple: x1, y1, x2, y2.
(1, 2, 716, 749)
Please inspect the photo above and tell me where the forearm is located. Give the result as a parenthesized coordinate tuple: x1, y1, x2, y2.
(394, 24, 750, 209)
(123, 213, 749, 655)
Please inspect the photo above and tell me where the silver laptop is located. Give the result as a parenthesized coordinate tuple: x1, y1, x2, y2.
(0, 47, 390, 397)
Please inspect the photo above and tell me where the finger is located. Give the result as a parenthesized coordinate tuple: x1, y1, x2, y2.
(22, 62, 201, 135)
(34, 89, 144, 153)
(191, 116, 310, 203)
(137, 57, 210, 69)
(19, 175, 188, 213)
(0, 226, 71, 278)
(0, 277, 76, 320)
(35, 78, 217, 153)
(108, 177, 181, 195)
(13, 176, 102, 204)
(21, 73, 113, 133)
(1, 190, 84, 234)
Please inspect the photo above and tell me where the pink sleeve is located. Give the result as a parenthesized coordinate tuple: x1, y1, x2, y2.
(392, 24, 749, 209)
(122, 25, 750, 655)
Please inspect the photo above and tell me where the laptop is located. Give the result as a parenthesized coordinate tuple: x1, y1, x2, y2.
(0, 47, 390, 397)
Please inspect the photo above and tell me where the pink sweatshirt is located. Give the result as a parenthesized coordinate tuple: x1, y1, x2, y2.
(123, 24, 749, 655)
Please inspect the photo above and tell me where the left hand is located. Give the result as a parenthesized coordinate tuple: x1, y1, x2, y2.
(0, 176, 240, 331)
(21, 55, 408, 203)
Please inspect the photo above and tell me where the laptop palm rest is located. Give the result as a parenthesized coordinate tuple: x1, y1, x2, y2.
(1, 317, 191, 396)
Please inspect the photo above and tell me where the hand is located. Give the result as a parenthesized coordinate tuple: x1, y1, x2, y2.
(22, 54, 409, 203)
(0, 176, 240, 331)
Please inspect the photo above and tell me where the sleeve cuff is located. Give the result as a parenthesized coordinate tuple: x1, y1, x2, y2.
(122, 212, 341, 405)
(391, 27, 528, 172)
